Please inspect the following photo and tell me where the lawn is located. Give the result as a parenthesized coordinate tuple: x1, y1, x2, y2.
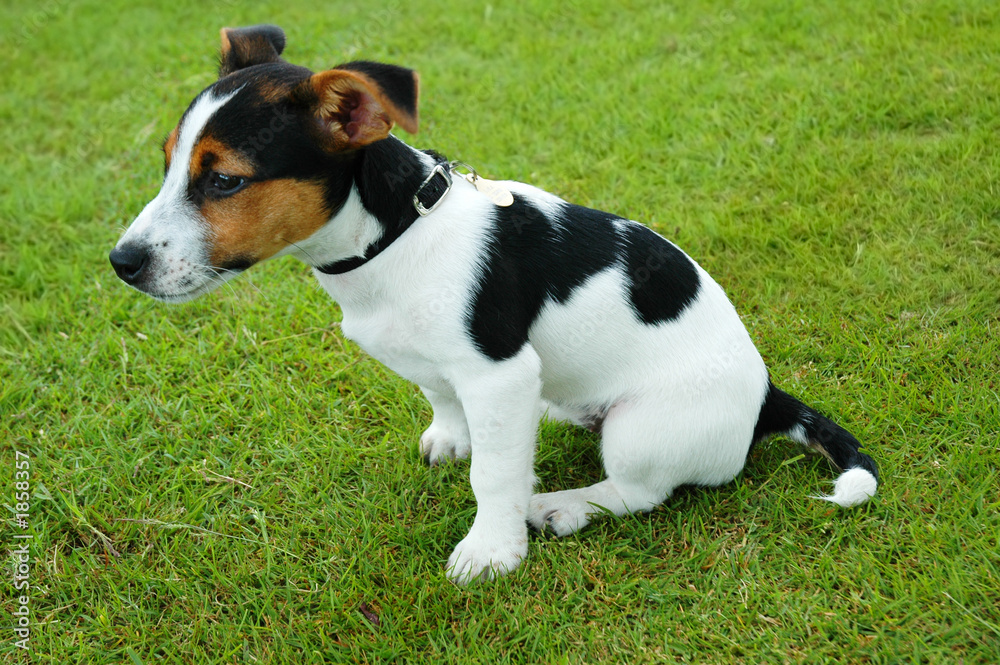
(2, 0, 999, 662)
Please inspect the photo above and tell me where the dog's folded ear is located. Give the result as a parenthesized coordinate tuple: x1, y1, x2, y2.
(294, 62, 419, 150)
(219, 25, 286, 77)
(333, 62, 419, 133)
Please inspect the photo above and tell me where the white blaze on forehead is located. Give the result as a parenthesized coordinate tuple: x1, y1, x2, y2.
(161, 87, 242, 200)
(120, 87, 241, 245)
(112, 85, 255, 302)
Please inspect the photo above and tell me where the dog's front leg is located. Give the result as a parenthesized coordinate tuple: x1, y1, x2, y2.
(445, 345, 541, 584)
(419, 387, 472, 464)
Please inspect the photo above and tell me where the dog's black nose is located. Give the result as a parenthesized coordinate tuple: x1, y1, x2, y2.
(109, 243, 151, 284)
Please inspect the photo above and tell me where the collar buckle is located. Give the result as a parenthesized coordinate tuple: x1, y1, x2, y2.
(413, 163, 452, 216)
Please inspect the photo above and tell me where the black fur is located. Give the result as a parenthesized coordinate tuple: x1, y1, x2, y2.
(619, 222, 700, 325)
(356, 137, 438, 230)
(469, 198, 618, 360)
(753, 382, 879, 479)
(337, 60, 419, 122)
(469, 200, 702, 361)
(187, 65, 355, 214)
(316, 137, 445, 274)
(219, 25, 287, 77)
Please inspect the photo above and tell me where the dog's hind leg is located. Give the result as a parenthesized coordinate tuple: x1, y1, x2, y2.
(419, 387, 471, 464)
(528, 399, 671, 536)
(529, 395, 752, 536)
(528, 478, 663, 537)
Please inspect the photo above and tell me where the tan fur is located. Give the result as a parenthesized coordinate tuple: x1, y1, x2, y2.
(204, 178, 330, 266)
(219, 27, 233, 59)
(163, 126, 179, 170)
(190, 135, 255, 179)
(310, 69, 418, 150)
(186, 128, 329, 267)
(256, 78, 292, 104)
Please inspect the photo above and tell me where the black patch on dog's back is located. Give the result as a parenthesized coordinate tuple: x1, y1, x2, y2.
(468, 197, 701, 361)
(469, 197, 617, 360)
(618, 222, 700, 325)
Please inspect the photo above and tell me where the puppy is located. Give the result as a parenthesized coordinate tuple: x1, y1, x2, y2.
(110, 25, 878, 583)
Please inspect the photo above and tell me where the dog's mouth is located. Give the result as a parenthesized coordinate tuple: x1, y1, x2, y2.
(146, 283, 215, 303)
(115, 258, 246, 304)
(155, 265, 250, 302)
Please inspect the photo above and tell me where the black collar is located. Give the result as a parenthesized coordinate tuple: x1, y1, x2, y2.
(315, 154, 452, 276)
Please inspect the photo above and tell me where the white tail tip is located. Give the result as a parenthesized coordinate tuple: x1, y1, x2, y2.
(813, 467, 877, 508)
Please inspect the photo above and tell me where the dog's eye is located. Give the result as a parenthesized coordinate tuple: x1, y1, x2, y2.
(208, 172, 247, 195)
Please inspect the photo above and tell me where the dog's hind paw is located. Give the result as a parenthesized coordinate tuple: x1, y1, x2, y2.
(446, 529, 527, 585)
(419, 425, 471, 465)
(419, 416, 471, 466)
(528, 492, 592, 537)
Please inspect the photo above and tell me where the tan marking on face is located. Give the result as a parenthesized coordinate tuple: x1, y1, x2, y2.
(163, 126, 179, 170)
(204, 178, 330, 267)
(190, 135, 255, 179)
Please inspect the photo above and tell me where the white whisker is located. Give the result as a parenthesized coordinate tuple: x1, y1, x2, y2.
(189, 262, 251, 302)
(282, 238, 320, 267)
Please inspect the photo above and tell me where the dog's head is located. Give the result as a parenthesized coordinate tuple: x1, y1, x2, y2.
(109, 25, 419, 302)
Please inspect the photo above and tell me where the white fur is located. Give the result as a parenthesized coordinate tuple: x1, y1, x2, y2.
(282, 183, 384, 267)
(815, 468, 878, 508)
(301, 163, 775, 582)
(787, 424, 809, 445)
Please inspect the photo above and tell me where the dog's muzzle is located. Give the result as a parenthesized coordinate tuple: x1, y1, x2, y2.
(109, 243, 151, 285)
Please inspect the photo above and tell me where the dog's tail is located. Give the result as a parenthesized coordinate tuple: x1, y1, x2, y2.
(752, 381, 878, 507)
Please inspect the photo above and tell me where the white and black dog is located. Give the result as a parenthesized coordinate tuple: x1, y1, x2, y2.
(110, 25, 878, 583)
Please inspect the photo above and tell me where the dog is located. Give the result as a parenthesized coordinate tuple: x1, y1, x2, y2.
(109, 25, 878, 584)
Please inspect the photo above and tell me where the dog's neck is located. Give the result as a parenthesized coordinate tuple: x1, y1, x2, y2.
(293, 136, 445, 275)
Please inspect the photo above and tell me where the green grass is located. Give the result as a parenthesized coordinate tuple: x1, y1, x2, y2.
(2, 0, 999, 662)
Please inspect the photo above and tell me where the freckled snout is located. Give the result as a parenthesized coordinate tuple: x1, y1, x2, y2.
(109, 243, 152, 285)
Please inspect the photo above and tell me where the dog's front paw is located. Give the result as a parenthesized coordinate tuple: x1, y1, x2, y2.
(446, 528, 527, 585)
(419, 423, 471, 465)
